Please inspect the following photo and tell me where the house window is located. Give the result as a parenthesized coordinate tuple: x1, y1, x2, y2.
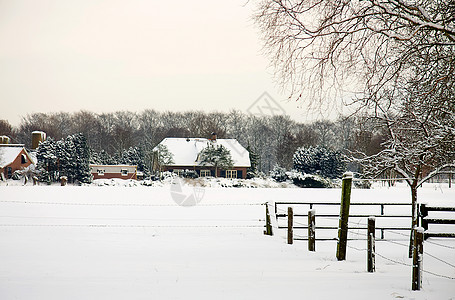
(226, 170, 237, 179)
(97, 169, 105, 176)
(21, 154, 27, 164)
(173, 169, 184, 176)
(121, 169, 128, 176)
(7, 167, 12, 179)
(200, 169, 211, 177)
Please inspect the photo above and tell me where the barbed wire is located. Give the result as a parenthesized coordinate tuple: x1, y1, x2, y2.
(424, 239, 455, 250)
(0, 215, 266, 223)
(386, 230, 411, 238)
(0, 223, 264, 228)
(0, 200, 264, 207)
(348, 230, 368, 238)
(375, 252, 412, 267)
(383, 239, 410, 248)
(293, 219, 308, 227)
(293, 233, 308, 239)
(272, 200, 455, 280)
(346, 244, 367, 252)
(424, 252, 455, 269)
(351, 238, 455, 280)
(421, 269, 455, 280)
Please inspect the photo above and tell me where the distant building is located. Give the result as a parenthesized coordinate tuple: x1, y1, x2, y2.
(0, 144, 35, 180)
(154, 133, 251, 179)
(90, 164, 137, 180)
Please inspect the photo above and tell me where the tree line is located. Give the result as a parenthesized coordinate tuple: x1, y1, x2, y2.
(1, 110, 385, 174)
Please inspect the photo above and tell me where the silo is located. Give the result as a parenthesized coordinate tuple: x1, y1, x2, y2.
(32, 131, 46, 149)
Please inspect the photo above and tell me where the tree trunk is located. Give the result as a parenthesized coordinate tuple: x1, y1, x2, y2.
(409, 184, 418, 257)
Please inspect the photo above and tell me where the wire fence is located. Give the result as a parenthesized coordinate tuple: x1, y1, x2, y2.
(272, 201, 455, 281)
(0, 200, 265, 207)
(0, 224, 265, 228)
(0, 201, 266, 229)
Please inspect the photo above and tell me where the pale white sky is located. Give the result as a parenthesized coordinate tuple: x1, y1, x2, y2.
(0, 0, 341, 126)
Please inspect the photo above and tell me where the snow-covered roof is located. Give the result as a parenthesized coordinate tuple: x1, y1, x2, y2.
(155, 138, 251, 167)
(0, 146, 27, 168)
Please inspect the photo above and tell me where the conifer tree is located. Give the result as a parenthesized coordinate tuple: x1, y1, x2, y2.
(293, 145, 345, 179)
(199, 144, 233, 177)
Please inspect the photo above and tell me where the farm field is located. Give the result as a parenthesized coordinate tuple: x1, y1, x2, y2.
(0, 183, 454, 299)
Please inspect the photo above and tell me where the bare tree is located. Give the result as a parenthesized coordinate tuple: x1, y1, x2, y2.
(351, 76, 455, 254)
(254, 0, 455, 108)
(255, 0, 455, 250)
(0, 120, 13, 137)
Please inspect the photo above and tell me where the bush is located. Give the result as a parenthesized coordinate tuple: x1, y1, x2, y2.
(353, 179, 371, 189)
(270, 165, 288, 182)
(287, 170, 332, 188)
(293, 145, 345, 179)
(182, 170, 199, 179)
(11, 171, 22, 180)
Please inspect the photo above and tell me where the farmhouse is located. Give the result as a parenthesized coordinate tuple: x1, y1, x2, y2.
(155, 133, 251, 179)
(90, 164, 138, 180)
(0, 142, 35, 180)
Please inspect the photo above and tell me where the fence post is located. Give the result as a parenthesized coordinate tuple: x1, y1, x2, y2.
(412, 227, 424, 291)
(288, 207, 293, 245)
(420, 203, 428, 229)
(367, 216, 376, 272)
(380, 204, 385, 239)
(264, 203, 273, 236)
(337, 172, 353, 261)
(308, 209, 316, 251)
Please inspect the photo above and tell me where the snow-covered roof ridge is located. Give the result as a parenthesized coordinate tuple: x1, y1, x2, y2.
(0, 145, 27, 168)
(155, 137, 251, 167)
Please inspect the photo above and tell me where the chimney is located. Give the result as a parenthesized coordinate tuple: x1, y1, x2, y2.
(32, 131, 46, 150)
(210, 132, 217, 141)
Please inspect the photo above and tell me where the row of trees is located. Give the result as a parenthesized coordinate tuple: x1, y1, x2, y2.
(1, 110, 385, 174)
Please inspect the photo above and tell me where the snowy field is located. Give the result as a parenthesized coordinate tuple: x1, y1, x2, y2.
(0, 182, 454, 299)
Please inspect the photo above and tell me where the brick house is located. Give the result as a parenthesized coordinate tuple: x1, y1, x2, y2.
(0, 144, 35, 179)
(154, 134, 251, 179)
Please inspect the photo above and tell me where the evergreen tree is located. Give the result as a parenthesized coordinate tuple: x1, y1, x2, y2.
(119, 146, 148, 174)
(293, 145, 345, 179)
(199, 144, 233, 177)
(72, 133, 91, 183)
(246, 145, 260, 178)
(36, 134, 91, 184)
(36, 137, 58, 183)
(152, 144, 174, 174)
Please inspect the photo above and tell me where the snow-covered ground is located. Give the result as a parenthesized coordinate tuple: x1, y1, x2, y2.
(0, 182, 454, 299)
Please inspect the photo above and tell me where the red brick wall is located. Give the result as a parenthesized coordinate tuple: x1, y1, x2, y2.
(162, 166, 249, 179)
(1, 149, 33, 179)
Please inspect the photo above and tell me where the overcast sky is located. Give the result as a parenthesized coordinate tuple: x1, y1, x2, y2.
(0, 0, 340, 126)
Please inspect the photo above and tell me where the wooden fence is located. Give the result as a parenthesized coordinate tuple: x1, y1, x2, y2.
(274, 201, 412, 240)
(420, 204, 455, 239)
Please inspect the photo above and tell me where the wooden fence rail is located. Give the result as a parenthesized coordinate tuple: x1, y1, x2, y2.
(420, 204, 455, 239)
(274, 201, 412, 240)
